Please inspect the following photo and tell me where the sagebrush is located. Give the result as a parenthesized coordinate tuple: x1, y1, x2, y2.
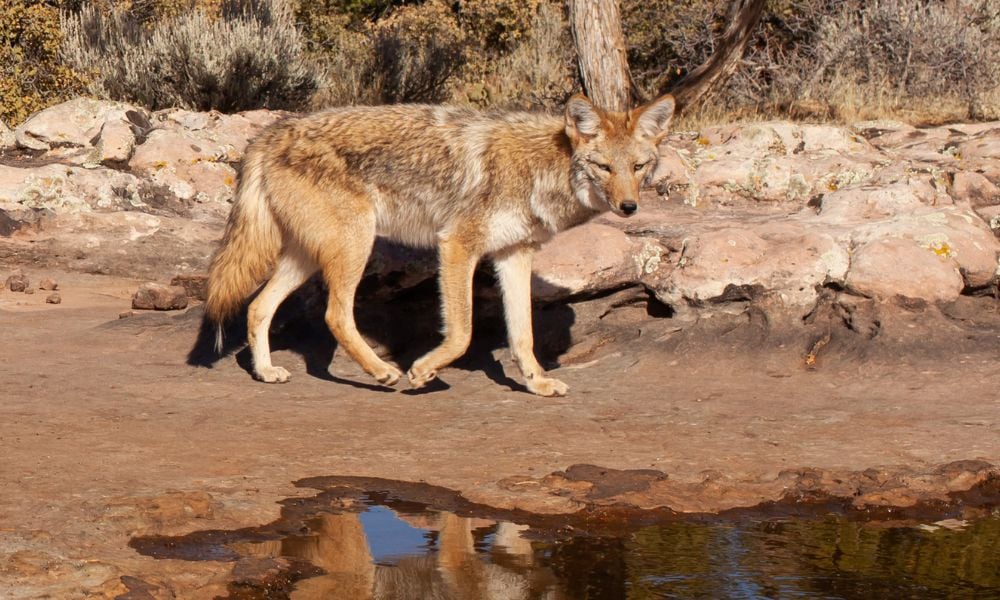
(60, 0, 322, 112)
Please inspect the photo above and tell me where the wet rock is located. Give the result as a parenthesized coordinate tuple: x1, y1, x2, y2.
(116, 575, 167, 600)
(46, 292, 62, 304)
(107, 490, 217, 529)
(546, 464, 668, 500)
(39, 277, 58, 290)
(132, 283, 189, 311)
(846, 239, 965, 302)
(6, 269, 28, 292)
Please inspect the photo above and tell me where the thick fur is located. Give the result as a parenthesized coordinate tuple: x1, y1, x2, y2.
(205, 93, 675, 396)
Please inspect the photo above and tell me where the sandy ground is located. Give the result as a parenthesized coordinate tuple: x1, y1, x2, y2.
(1, 270, 998, 598)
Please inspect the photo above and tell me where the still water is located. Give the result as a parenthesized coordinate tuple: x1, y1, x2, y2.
(137, 491, 1000, 599)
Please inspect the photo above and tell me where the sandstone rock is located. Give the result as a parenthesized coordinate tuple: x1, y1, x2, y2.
(24, 287, 35, 294)
(655, 223, 849, 307)
(95, 117, 137, 164)
(816, 182, 939, 222)
(45, 292, 61, 304)
(0, 163, 149, 212)
(531, 223, 641, 301)
(6, 270, 28, 292)
(976, 205, 1000, 235)
(849, 207, 1000, 289)
(14, 98, 145, 149)
(665, 122, 884, 206)
(952, 171, 999, 208)
(170, 273, 208, 300)
(132, 282, 189, 311)
(846, 239, 965, 302)
(39, 277, 58, 290)
(129, 128, 238, 203)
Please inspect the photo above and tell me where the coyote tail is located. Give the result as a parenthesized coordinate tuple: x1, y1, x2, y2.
(204, 148, 281, 350)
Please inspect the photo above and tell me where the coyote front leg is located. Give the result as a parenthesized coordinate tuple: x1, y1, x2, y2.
(407, 236, 479, 388)
(494, 245, 568, 397)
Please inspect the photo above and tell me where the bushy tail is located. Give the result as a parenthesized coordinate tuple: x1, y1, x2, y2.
(205, 148, 281, 345)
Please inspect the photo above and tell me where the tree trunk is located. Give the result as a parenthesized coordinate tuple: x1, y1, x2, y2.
(568, 0, 632, 112)
(664, 0, 767, 112)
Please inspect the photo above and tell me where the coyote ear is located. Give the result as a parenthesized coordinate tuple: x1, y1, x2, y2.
(633, 94, 675, 144)
(565, 94, 602, 140)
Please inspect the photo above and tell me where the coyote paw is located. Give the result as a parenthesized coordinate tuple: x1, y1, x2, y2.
(527, 376, 568, 397)
(255, 365, 290, 383)
(407, 365, 438, 389)
(375, 365, 403, 387)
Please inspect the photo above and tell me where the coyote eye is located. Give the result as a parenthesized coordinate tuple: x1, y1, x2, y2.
(591, 161, 611, 173)
(634, 161, 649, 172)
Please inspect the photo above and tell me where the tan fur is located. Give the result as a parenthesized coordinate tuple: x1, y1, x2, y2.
(205, 93, 675, 396)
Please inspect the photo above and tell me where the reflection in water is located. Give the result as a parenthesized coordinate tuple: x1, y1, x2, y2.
(218, 494, 1000, 599)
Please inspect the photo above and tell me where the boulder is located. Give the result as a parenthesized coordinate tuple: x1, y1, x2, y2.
(6, 270, 29, 292)
(132, 283, 189, 311)
(846, 239, 965, 302)
(14, 98, 145, 150)
(531, 223, 642, 301)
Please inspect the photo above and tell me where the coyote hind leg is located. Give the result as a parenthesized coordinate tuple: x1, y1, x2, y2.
(247, 243, 317, 383)
(318, 216, 403, 387)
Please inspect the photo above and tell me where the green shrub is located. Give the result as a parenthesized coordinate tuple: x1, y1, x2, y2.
(0, 0, 84, 125)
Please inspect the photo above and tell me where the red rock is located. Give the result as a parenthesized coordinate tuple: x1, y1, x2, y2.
(132, 282, 189, 311)
(5, 270, 28, 292)
(45, 292, 61, 304)
(39, 278, 58, 291)
(170, 273, 208, 300)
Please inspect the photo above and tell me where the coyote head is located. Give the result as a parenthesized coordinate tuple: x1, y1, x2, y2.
(565, 93, 675, 218)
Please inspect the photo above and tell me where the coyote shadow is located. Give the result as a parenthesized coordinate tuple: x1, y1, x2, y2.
(187, 269, 575, 394)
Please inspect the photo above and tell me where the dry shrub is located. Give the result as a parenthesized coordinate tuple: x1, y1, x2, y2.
(458, 0, 544, 56)
(370, 1, 465, 102)
(0, 0, 84, 125)
(307, 0, 575, 110)
(808, 0, 1000, 121)
(463, 2, 577, 110)
(308, 0, 464, 106)
(629, 0, 1000, 124)
(60, 0, 322, 112)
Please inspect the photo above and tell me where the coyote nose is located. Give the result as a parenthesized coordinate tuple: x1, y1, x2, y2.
(620, 201, 637, 215)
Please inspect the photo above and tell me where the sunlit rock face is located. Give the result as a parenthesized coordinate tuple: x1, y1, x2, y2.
(2, 99, 998, 309)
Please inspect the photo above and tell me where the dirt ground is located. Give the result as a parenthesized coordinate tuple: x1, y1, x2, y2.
(1, 269, 998, 598)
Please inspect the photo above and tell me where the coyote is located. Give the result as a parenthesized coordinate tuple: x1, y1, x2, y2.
(204, 93, 675, 396)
